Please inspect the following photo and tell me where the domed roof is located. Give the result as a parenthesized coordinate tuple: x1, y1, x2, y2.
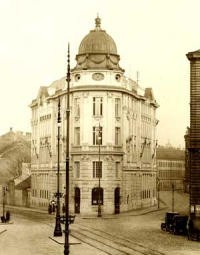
(78, 17, 118, 55)
(73, 16, 124, 72)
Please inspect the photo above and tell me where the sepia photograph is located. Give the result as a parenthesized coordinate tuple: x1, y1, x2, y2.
(0, 0, 200, 254)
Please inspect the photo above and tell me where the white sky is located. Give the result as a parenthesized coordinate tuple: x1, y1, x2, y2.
(0, 0, 199, 148)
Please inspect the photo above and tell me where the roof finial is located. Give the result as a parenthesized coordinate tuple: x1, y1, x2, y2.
(95, 14, 101, 30)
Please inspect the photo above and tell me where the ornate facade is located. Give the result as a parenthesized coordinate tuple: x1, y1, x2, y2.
(30, 17, 159, 214)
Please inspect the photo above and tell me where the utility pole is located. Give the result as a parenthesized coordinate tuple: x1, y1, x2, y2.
(97, 123, 102, 217)
(172, 183, 175, 212)
(2, 187, 5, 219)
(64, 43, 70, 255)
(157, 178, 160, 209)
(54, 97, 62, 237)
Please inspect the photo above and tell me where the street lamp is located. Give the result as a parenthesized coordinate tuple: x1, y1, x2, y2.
(54, 97, 62, 237)
(1, 186, 7, 222)
(97, 123, 102, 217)
(64, 43, 70, 255)
(157, 178, 160, 209)
(172, 183, 175, 212)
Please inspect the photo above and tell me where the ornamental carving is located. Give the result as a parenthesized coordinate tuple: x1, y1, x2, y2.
(92, 73, 104, 81)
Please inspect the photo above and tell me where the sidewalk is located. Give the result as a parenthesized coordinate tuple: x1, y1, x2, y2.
(81, 205, 166, 219)
(0, 204, 169, 255)
(0, 207, 107, 255)
(6, 203, 166, 219)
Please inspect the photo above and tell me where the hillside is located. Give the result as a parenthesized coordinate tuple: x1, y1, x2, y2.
(0, 130, 31, 184)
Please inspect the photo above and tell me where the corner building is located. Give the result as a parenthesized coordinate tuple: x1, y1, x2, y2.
(30, 17, 159, 214)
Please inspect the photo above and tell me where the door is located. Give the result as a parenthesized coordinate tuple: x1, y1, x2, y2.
(114, 187, 120, 214)
(74, 187, 80, 214)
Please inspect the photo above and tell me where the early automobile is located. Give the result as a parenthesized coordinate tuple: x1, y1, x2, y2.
(170, 215, 188, 235)
(161, 212, 179, 232)
(187, 217, 200, 241)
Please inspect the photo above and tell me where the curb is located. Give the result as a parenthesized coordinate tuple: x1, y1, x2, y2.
(5, 205, 167, 219)
(0, 229, 7, 235)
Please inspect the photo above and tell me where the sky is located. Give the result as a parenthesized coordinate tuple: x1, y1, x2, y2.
(0, 0, 199, 148)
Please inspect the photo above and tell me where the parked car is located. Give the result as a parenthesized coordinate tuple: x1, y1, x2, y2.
(161, 212, 179, 232)
(187, 217, 200, 241)
(170, 215, 188, 235)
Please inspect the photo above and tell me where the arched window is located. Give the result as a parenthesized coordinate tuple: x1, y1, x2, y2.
(91, 187, 103, 205)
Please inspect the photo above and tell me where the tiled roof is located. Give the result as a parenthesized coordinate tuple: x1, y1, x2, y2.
(157, 146, 185, 160)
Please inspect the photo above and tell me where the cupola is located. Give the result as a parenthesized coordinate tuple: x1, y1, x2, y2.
(73, 16, 124, 72)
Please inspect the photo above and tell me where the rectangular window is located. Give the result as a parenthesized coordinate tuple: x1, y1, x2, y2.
(115, 127, 121, 145)
(115, 98, 120, 117)
(74, 127, 80, 145)
(74, 98, 80, 117)
(93, 126, 102, 145)
(74, 161, 80, 178)
(115, 162, 120, 178)
(93, 161, 102, 178)
(93, 97, 103, 116)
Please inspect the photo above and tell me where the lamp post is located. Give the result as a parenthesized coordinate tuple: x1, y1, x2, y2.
(64, 43, 70, 255)
(172, 183, 175, 212)
(53, 97, 62, 237)
(2, 186, 7, 221)
(97, 123, 102, 217)
(156, 178, 160, 209)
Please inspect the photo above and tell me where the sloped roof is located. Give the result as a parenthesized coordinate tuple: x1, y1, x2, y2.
(37, 86, 49, 99)
(144, 88, 155, 101)
(157, 146, 185, 160)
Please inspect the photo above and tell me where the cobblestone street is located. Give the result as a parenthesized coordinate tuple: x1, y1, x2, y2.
(0, 209, 106, 255)
(1, 198, 200, 255)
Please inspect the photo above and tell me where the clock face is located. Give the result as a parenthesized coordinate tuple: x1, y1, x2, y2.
(92, 73, 104, 81)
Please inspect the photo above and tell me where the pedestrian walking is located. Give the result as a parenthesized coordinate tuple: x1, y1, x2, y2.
(48, 204, 52, 214)
(62, 203, 65, 214)
(5, 211, 10, 222)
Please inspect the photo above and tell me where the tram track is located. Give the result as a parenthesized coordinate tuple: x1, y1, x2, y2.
(12, 208, 167, 255)
(70, 223, 166, 255)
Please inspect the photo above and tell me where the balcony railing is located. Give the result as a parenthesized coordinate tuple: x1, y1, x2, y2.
(71, 145, 123, 154)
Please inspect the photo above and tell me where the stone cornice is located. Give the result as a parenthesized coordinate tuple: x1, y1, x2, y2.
(30, 84, 158, 108)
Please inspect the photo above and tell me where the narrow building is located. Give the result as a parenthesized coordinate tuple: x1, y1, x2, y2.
(30, 17, 159, 214)
(187, 50, 200, 217)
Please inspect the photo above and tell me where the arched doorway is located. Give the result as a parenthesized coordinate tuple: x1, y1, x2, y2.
(91, 187, 103, 205)
(114, 187, 120, 214)
(74, 187, 80, 214)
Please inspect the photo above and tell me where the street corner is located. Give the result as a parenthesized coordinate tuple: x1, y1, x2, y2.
(0, 221, 14, 225)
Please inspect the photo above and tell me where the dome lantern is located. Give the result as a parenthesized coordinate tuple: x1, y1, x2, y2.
(95, 15, 101, 30)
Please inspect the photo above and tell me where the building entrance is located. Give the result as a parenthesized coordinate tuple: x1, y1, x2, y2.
(114, 187, 120, 214)
(74, 187, 80, 214)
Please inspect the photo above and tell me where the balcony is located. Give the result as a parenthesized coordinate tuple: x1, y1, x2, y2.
(71, 145, 123, 155)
